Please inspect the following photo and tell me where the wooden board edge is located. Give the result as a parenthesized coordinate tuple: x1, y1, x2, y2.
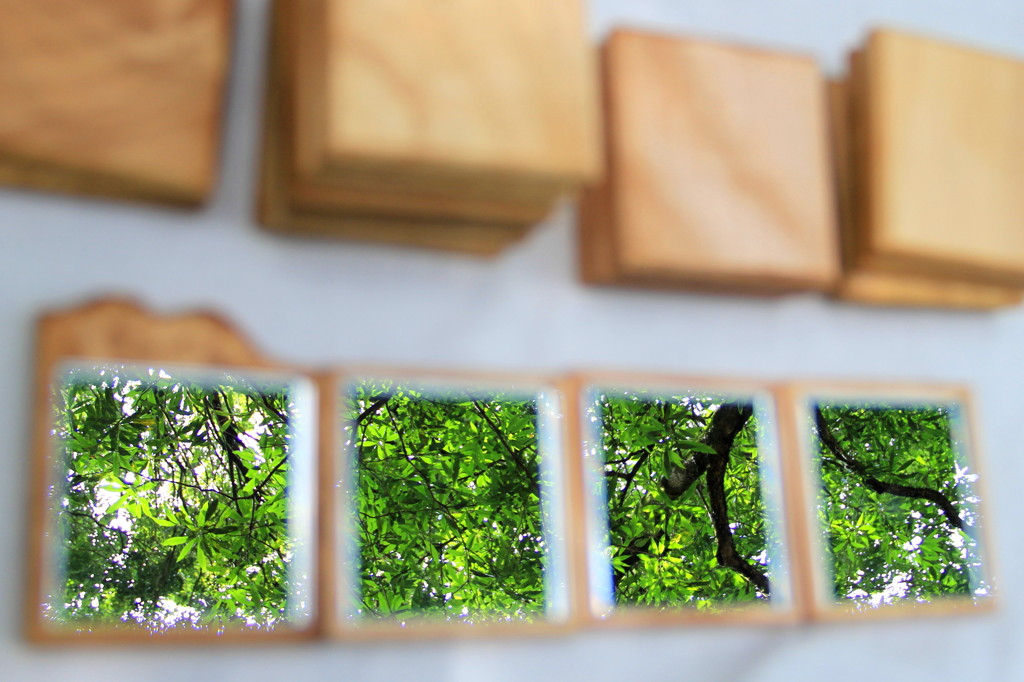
(0, 152, 205, 208)
(835, 271, 1022, 310)
(558, 375, 593, 629)
(577, 35, 628, 287)
(772, 384, 821, 622)
(315, 369, 340, 640)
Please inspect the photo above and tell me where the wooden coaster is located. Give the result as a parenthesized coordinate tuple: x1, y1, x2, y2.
(830, 70, 1022, 309)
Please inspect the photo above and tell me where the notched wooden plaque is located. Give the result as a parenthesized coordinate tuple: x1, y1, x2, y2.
(27, 300, 321, 643)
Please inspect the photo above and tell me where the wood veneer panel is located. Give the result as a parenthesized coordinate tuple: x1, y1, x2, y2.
(579, 30, 840, 293)
(0, 0, 232, 206)
(853, 30, 1024, 287)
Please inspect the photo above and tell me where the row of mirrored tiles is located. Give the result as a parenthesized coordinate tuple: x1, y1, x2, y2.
(38, 363, 993, 637)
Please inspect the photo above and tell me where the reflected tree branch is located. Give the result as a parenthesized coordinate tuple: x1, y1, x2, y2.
(814, 408, 964, 530)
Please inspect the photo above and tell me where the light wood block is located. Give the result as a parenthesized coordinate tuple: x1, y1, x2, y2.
(579, 30, 840, 293)
(850, 30, 1024, 287)
(260, 0, 599, 253)
(828, 79, 1023, 309)
(0, 0, 233, 206)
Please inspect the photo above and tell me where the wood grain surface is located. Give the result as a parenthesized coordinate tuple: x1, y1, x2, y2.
(258, 0, 532, 254)
(0, 0, 232, 206)
(579, 30, 840, 293)
(854, 30, 1024, 286)
(829, 78, 1022, 308)
(313, 0, 600, 183)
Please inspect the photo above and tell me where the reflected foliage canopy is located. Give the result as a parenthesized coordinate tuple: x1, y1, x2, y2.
(350, 383, 546, 622)
(595, 392, 770, 609)
(54, 366, 297, 630)
(814, 404, 982, 605)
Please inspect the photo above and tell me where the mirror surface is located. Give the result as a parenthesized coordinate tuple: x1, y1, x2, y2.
(340, 378, 567, 626)
(808, 398, 989, 608)
(583, 387, 788, 615)
(43, 362, 316, 632)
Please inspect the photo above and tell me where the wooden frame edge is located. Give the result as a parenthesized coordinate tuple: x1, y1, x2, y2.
(567, 370, 802, 629)
(25, 297, 321, 645)
(783, 380, 998, 623)
(326, 367, 581, 641)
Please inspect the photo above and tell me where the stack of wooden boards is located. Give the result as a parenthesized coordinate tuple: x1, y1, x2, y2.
(0, 0, 232, 206)
(259, 0, 602, 255)
(580, 28, 1024, 308)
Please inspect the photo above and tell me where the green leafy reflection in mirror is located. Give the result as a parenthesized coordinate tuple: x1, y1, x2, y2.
(809, 397, 989, 608)
(341, 378, 568, 627)
(46, 363, 316, 632)
(584, 386, 789, 615)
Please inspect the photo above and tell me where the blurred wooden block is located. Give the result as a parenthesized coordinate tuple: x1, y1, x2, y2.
(260, 0, 600, 254)
(829, 49, 1023, 309)
(258, 2, 531, 256)
(849, 30, 1024, 288)
(829, 78, 1022, 309)
(0, 0, 233, 206)
(579, 30, 840, 293)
